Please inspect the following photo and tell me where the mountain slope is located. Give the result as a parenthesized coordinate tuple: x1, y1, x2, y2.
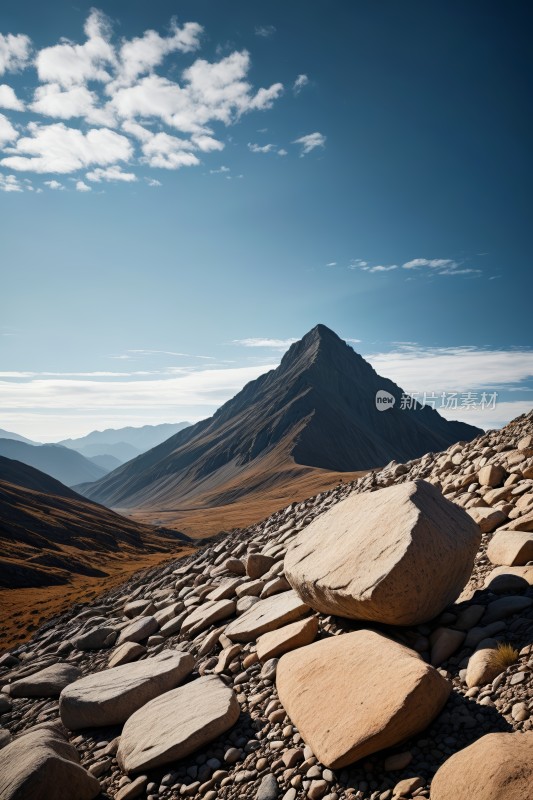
(79, 325, 482, 519)
(0, 439, 108, 486)
(0, 455, 191, 590)
(0, 428, 37, 445)
(59, 422, 191, 464)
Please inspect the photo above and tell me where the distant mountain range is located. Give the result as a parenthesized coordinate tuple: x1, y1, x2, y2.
(79, 325, 482, 520)
(0, 439, 108, 487)
(0, 422, 191, 487)
(58, 422, 191, 463)
(0, 455, 190, 589)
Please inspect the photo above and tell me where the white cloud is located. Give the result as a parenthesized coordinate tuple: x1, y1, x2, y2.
(255, 25, 276, 38)
(293, 74, 309, 94)
(30, 83, 114, 125)
(0, 172, 23, 192)
(402, 258, 482, 277)
(0, 12, 286, 188)
(44, 179, 64, 189)
(367, 346, 533, 393)
(36, 9, 115, 87)
(293, 131, 326, 155)
(209, 165, 230, 174)
(277, 148, 287, 156)
(1, 122, 133, 173)
(0, 84, 24, 110)
(146, 177, 161, 186)
(86, 165, 137, 182)
(140, 131, 200, 169)
(76, 180, 91, 192)
(116, 20, 203, 86)
(0, 33, 31, 76)
(248, 142, 275, 153)
(366, 264, 398, 273)
(234, 337, 298, 350)
(403, 258, 455, 269)
(0, 112, 18, 146)
(326, 262, 337, 267)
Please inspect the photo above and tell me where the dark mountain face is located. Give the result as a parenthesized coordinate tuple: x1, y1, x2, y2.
(79, 324, 482, 509)
(0, 456, 189, 589)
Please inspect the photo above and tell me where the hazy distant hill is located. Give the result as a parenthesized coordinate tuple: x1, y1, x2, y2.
(0, 439, 108, 487)
(0, 455, 190, 589)
(79, 325, 482, 515)
(59, 422, 191, 464)
(0, 428, 36, 445)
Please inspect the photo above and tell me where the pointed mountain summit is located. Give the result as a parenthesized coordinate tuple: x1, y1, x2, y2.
(79, 325, 482, 524)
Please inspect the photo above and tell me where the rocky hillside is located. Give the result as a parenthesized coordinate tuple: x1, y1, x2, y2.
(77, 324, 481, 520)
(1, 411, 532, 800)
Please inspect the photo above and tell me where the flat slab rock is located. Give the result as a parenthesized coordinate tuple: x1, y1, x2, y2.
(430, 732, 533, 800)
(487, 530, 533, 567)
(9, 662, 82, 698)
(276, 629, 451, 769)
(257, 616, 319, 662)
(181, 599, 236, 635)
(284, 480, 481, 626)
(117, 674, 240, 774)
(225, 590, 311, 642)
(0, 728, 100, 800)
(59, 650, 194, 730)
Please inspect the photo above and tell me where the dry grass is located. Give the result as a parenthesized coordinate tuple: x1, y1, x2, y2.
(488, 642, 519, 672)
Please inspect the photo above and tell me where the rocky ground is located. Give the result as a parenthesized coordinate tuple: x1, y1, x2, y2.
(1, 411, 532, 800)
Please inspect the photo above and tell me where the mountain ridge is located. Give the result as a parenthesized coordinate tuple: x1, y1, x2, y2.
(78, 325, 482, 517)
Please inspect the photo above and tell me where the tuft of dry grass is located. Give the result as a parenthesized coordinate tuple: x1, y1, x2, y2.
(487, 642, 519, 672)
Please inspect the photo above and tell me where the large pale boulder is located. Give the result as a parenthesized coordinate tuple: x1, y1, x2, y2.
(430, 732, 533, 800)
(9, 663, 81, 698)
(467, 506, 506, 533)
(276, 630, 451, 769)
(0, 728, 100, 800)
(487, 530, 533, 566)
(284, 480, 481, 626)
(117, 675, 240, 774)
(225, 590, 310, 642)
(59, 650, 194, 730)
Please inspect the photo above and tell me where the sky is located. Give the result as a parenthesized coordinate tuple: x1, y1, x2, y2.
(1, 0, 532, 441)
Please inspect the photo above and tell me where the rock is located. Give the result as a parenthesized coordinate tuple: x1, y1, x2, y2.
(0, 694, 12, 713)
(115, 775, 148, 800)
(478, 465, 506, 487)
(285, 480, 481, 626)
(276, 630, 451, 769)
(430, 732, 533, 799)
(430, 628, 466, 667)
(482, 595, 533, 624)
(393, 776, 424, 796)
(124, 599, 156, 618)
(225, 558, 246, 575)
(9, 663, 81, 698)
(465, 639, 500, 688)
(384, 752, 413, 771)
(60, 650, 194, 730)
(484, 566, 533, 590)
(225, 590, 311, 642)
(74, 625, 117, 650)
(257, 616, 319, 662)
(0, 728, 100, 800)
(256, 772, 279, 800)
(117, 616, 159, 644)
(246, 554, 277, 580)
(207, 579, 243, 601)
(108, 642, 146, 668)
(487, 530, 533, 566)
(502, 510, 533, 531)
(0, 729, 12, 749)
(467, 506, 507, 533)
(181, 600, 236, 635)
(117, 675, 240, 774)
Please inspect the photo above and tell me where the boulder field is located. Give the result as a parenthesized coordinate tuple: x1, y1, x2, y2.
(0, 410, 532, 800)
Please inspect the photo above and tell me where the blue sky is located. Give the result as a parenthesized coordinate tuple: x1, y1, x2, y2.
(1, 1, 532, 440)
